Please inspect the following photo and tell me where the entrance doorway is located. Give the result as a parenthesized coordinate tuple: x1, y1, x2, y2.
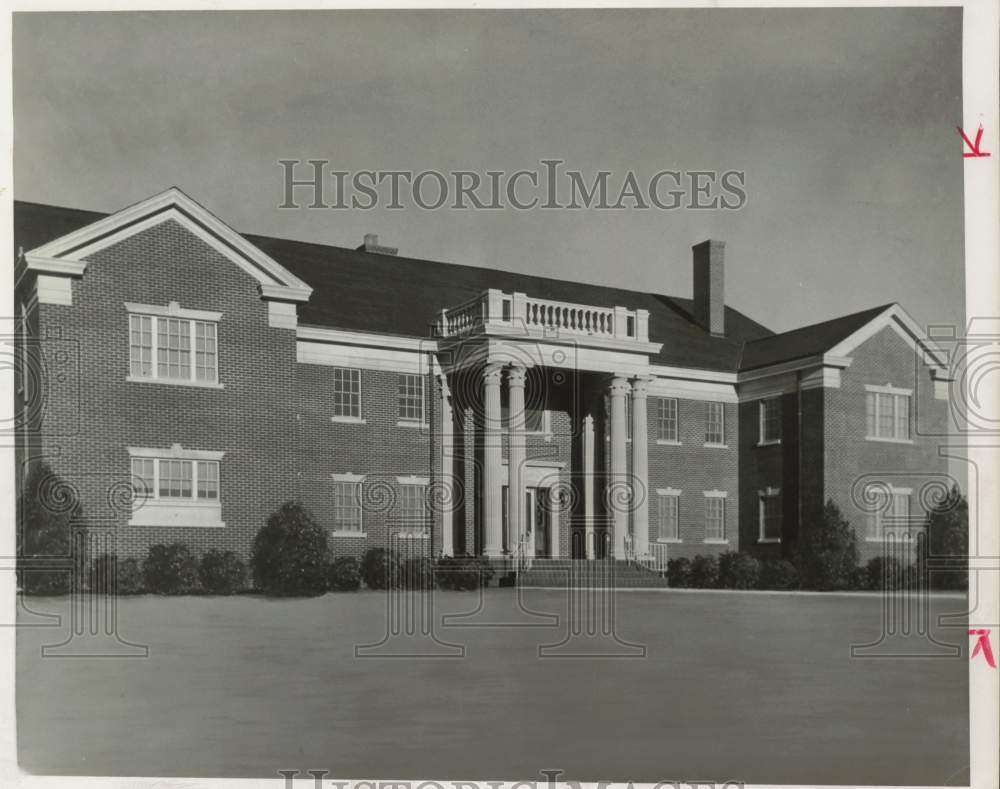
(503, 486, 552, 558)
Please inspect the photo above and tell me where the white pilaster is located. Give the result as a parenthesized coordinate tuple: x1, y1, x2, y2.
(583, 414, 595, 559)
(609, 376, 631, 558)
(507, 364, 527, 558)
(631, 376, 652, 558)
(483, 363, 505, 557)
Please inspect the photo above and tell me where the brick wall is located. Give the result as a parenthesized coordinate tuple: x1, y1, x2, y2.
(820, 326, 949, 563)
(645, 395, 739, 561)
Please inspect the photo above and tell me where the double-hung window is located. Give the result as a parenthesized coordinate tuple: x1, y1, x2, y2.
(126, 303, 220, 385)
(398, 374, 425, 424)
(397, 477, 430, 537)
(128, 445, 225, 527)
(656, 490, 680, 541)
(331, 474, 364, 533)
(332, 367, 362, 420)
(865, 386, 911, 442)
(759, 398, 781, 444)
(705, 402, 725, 446)
(704, 492, 727, 541)
(657, 398, 679, 442)
(759, 489, 782, 542)
(866, 485, 913, 541)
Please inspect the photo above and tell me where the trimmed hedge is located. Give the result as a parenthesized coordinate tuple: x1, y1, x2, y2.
(794, 499, 859, 590)
(90, 553, 144, 595)
(251, 502, 329, 597)
(360, 547, 402, 590)
(199, 550, 247, 595)
(401, 556, 435, 590)
(689, 554, 719, 588)
(718, 551, 760, 589)
(328, 556, 361, 591)
(666, 557, 692, 588)
(18, 462, 76, 595)
(758, 558, 799, 590)
(436, 554, 495, 590)
(143, 543, 199, 595)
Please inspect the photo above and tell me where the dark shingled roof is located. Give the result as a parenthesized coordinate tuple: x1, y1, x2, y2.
(738, 303, 894, 371)
(12, 199, 888, 374)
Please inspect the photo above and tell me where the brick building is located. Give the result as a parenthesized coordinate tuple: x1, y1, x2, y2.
(13, 188, 953, 567)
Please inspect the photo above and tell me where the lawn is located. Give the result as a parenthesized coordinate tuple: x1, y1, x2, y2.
(17, 589, 969, 784)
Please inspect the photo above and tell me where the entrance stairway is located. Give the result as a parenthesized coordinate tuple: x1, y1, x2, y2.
(515, 559, 671, 589)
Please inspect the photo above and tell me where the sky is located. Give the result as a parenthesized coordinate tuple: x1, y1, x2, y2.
(13, 8, 965, 334)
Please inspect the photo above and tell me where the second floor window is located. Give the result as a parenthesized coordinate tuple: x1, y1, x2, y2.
(759, 398, 781, 444)
(866, 389, 911, 441)
(129, 313, 218, 383)
(657, 398, 679, 442)
(332, 367, 362, 419)
(705, 402, 725, 445)
(398, 374, 424, 423)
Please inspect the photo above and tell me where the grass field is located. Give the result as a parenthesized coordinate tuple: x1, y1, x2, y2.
(17, 588, 969, 784)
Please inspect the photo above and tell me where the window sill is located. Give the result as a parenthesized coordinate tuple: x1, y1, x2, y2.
(703, 443, 729, 449)
(126, 375, 224, 390)
(129, 501, 224, 528)
(394, 532, 430, 540)
(656, 538, 682, 544)
(755, 440, 782, 448)
(865, 535, 920, 543)
(396, 420, 428, 429)
(703, 539, 729, 545)
(656, 439, 682, 446)
(330, 531, 366, 538)
(864, 436, 913, 445)
(331, 416, 367, 425)
(757, 538, 782, 544)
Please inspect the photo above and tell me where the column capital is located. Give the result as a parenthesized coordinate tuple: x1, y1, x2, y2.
(507, 364, 527, 388)
(436, 371, 452, 398)
(608, 376, 631, 397)
(483, 363, 504, 386)
(631, 376, 654, 397)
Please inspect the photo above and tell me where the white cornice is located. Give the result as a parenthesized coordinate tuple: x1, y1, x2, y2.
(25, 187, 313, 302)
(297, 324, 438, 353)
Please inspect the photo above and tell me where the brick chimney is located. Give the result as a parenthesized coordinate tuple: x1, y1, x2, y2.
(356, 233, 398, 256)
(692, 240, 725, 336)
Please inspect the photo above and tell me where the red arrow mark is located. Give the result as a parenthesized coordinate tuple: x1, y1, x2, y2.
(958, 125, 991, 158)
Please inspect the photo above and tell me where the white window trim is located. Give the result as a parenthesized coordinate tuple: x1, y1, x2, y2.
(396, 476, 431, 538)
(865, 385, 913, 443)
(127, 444, 224, 528)
(757, 398, 782, 447)
(758, 487, 782, 544)
(655, 488, 682, 543)
(331, 366, 364, 422)
(397, 373, 427, 427)
(655, 397, 680, 444)
(864, 484, 917, 542)
(125, 302, 223, 388)
(331, 473, 366, 537)
(396, 475, 430, 486)
(703, 489, 727, 544)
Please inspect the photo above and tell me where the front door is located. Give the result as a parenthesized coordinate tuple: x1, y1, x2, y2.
(529, 487, 550, 558)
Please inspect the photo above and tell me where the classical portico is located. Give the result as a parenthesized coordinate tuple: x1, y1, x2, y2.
(436, 288, 663, 561)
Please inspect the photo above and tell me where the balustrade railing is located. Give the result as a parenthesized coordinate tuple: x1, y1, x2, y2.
(437, 289, 649, 343)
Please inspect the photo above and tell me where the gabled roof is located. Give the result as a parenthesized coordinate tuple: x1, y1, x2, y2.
(738, 304, 894, 371)
(14, 198, 775, 372)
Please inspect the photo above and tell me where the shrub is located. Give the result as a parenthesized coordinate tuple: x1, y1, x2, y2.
(925, 485, 967, 590)
(865, 556, 906, 590)
(794, 499, 859, 590)
(327, 556, 361, 591)
(689, 555, 720, 588)
(718, 551, 761, 589)
(89, 553, 144, 595)
(17, 462, 77, 595)
(757, 558, 799, 590)
(142, 543, 199, 595)
(198, 550, 247, 595)
(666, 557, 692, 588)
(360, 547, 402, 590)
(436, 554, 495, 590)
(400, 556, 435, 590)
(251, 502, 329, 596)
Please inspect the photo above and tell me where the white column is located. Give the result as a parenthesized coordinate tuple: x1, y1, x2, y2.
(549, 486, 560, 558)
(631, 376, 652, 558)
(583, 414, 595, 559)
(609, 376, 631, 558)
(507, 364, 527, 557)
(483, 363, 505, 557)
(438, 372, 454, 557)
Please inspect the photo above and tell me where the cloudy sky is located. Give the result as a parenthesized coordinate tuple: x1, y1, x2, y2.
(13, 8, 964, 333)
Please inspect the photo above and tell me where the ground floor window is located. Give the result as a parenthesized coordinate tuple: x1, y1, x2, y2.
(656, 491, 680, 541)
(704, 492, 726, 541)
(759, 489, 781, 542)
(397, 477, 430, 537)
(331, 475, 364, 533)
(128, 445, 225, 527)
(866, 485, 913, 541)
